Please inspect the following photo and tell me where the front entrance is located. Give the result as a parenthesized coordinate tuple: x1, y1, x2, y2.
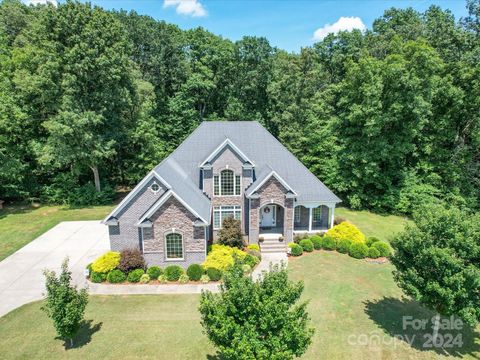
(260, 204, 276, 228)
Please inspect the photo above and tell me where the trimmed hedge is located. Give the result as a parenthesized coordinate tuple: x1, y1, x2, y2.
(326, 222, 366, 244)
(322, 236, 337, 251)
(310, 235, 323, 250)
(288, 243, 303, 257)
(247, 244, 260, 251)
(147, 266, 162, 279)
(336, 238, 351, 254)
(372, 241, 392, 257)
(90, 271, 106, 283)
(202, 244, 247, 272)
(179, 274, 189, 284)
(107, 269, 126, 283)
(139, 274, 150, 284)
(206, 267, 222, 281)
(200, 274, 210, 284)
(91, 251, 120, 273)
(187, 264, 204, 281)
(127, 268, 145, 283)
(348, 243, 369, 259)
(299, 239, 314, 252)
(368, 247, 380, 259)
(366, 236, 381, 247)
(164, 265, 184, 281)
(158, 274, 167, 284)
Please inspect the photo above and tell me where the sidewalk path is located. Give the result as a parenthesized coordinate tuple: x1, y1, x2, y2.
(251, 252, 288, 280)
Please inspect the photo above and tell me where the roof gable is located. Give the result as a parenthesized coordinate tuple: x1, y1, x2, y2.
(246, 169, 297, 198)
(200, 138, 254, 168)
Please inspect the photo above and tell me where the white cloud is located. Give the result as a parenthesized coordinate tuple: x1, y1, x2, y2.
(24, 0, 57, 5)
(313, 16, 366, 40)
(163, 0, 207, 17)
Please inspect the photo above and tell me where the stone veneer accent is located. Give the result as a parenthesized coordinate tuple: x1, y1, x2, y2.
(249, 177, 294, 245)
(142, 196, 206, 268)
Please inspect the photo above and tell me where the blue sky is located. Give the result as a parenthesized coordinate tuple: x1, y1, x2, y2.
(61, 0, 469, 52)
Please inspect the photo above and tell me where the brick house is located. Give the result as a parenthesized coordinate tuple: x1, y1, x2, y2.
(103, 121, 341, 267)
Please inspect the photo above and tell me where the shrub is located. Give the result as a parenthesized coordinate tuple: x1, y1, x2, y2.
(127, 269, 144, 283)
(366, 237, 381, 247)
(106, 269, 126, 283)
(336, 238, 352, 254)
(289, 243, 303, 257)
(368, 247, 381, 259)
(247, 244, 260, 251)
(206, 267, 222, 281)
(118, 248, 146, 273)
(90, 271, 106, 283)
(246, 249, 261, 260)
(279, 236, 284, 242)
(348, 243, 369, 259)
(164, 265, 184, 281)
(218, 217, 244, 248)
(200, 275, 210, 284)
(91, 251, 121, 273)
(139, 274, 150, 284)
(259, 237, 264, 243)
(158, 274, 167, 284)
(310, 235, 323, 250)
(242, 264, 252, 274)
(187, 264, 204, 281)
(326, 222, 366, 244)
(179, 274, 189, 284)
(146, 266, 162, 279)
(334, 216, 347, 225)
(299, 239, 314, 252)
(322, 236, 337, 250)
(243, 254, 260, 268)
(202, 244, 247, 272)
(372, 241, 392, 257)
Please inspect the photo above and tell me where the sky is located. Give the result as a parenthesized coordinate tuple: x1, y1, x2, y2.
(29, 0, 470, 52)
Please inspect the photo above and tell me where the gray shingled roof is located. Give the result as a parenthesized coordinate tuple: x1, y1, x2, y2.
(154, 121, 340, 219)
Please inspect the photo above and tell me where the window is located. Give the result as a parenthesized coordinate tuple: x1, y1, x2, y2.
(165, 233, 183, 259)
(313, 207, 322, 222)
(214, 170, 241, 196)
(150, 182, 160, 194)
(213, 206, 241, 229)
(294, 206, 301, 223)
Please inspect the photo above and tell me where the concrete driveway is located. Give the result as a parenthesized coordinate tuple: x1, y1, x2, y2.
(0, 221, 109, 317)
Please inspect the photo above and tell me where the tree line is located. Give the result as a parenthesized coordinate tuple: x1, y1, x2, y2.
(0, 0, 479, 214)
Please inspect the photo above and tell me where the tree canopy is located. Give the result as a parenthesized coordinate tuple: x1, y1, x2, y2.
(0, 0, 479, 213)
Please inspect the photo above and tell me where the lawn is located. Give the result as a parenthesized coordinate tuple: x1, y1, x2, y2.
(335, 207, 411, 241)
(0, 204, 114, 261)
(1, 251, 478, 359)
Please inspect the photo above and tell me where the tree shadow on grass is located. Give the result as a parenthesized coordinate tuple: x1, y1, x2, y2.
(57, 320, 102, 350)
(364, 297, 480, 358)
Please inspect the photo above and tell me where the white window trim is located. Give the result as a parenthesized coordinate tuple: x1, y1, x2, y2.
(164, 230, 184, 261)
(149, 181, 161, 194)
(213, 169, 242, 197)
(213, 205, 242, 230)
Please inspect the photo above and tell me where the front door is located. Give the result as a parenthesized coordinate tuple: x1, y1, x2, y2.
(260, 205, 276, 227)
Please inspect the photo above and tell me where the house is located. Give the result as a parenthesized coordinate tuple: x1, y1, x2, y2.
(103, 121, 341, 267)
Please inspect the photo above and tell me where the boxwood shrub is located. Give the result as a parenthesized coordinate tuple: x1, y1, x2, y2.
(179, 274, 189, 284)
(348, 243, 369, 259)
(336, 238, 352, 254)
(299, 239, 314, 252)
(164, 265, 184, 281)
(366, 236, 381, 247)
(139, 273, 150, 284)
(90, 271, 106, 283)
(146, 266, 162, 279)
(322, 236, 337, 251)
(106, 269, 126, 283)
(206, 267, 222, 281)
(200, 274, 210, 284)
(310, 235, 323, 250)
(368, 247, 380, 259)
(158, 274, 168, 284)
(288, 243, 303, 256)
(187, 264, 204, 281)
(127, 268, 145, 283)
(372, 241, 392, 257)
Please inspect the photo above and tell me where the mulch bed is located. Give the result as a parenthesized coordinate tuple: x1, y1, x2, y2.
(365, 257, 389, 264)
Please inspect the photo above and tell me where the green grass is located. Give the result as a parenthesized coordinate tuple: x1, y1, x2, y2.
(335, 207, 411, 241)
(1, 252, 478, 359)
(0, 204, 114, 261)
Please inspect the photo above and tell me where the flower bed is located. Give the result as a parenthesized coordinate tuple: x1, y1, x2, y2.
(289, 222, 392, 261)
(86, 244, 261, 285)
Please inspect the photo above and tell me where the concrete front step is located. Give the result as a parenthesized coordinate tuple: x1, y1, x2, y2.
(260, 243, 287, 252)
(261, 248, 287, 253)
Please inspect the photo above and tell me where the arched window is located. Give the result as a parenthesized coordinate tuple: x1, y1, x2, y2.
(165, 233, 183, 260)
(213, 169, 241, 196)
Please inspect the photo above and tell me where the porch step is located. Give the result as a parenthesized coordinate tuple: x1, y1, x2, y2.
(260, 242, 287, 253)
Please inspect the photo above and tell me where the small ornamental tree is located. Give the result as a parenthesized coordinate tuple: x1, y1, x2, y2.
(199, 263, 314, 359)
(391, 204, 480, 337)
(218, 217, 244, 248)
(42, 258, 89, 347)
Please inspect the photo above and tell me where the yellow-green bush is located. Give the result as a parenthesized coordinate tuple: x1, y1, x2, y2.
(91, 251, 121, 273)
(325, 221, 366, 244)
(202, 244, 247, 271)
(247, 244, 260, 251)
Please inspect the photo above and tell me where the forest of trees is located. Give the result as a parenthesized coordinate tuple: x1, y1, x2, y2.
(0, 0, 479, 214)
